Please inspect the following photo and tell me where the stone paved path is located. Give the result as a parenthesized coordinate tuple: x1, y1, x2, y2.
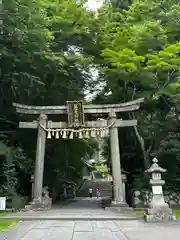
(1, 198, 180, 240)
(1, 219, 180, 240)
(3, 197, 134, 219)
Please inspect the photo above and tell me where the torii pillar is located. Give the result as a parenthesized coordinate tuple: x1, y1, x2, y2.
(109, 111, 126, 206)
(32, 114, 47, 208)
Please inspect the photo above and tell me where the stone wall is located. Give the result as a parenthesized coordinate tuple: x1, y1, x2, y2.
(133, 190, 180, 207)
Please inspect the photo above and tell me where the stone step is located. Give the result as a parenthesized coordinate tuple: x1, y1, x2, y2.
(108, 206, 135, 215)
(78, 180, 112, 197)
(0, 214, 141, 221)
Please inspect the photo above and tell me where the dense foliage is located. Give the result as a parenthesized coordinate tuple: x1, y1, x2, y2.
(97, 0, 180, 191)
(0, 0, 97, 199)
(1, 0, 180, 201)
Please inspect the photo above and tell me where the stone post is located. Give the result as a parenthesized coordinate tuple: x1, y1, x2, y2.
(144, 157, 176, 222)
(122, 173, 127, 203)
(108, 111, 125, 205)
(30, 174, 34, 201)
(64, 188, 67, 198)
(32, 114, 47, 207)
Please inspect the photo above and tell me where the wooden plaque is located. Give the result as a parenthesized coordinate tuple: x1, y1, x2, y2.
(67, 101, 84, 127)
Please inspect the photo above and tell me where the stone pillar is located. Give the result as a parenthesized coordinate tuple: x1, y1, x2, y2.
(32, 114, 47, 206)
(108, 111, 124, 205)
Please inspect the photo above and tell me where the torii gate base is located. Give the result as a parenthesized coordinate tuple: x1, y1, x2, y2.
(13, 98, 143, 211)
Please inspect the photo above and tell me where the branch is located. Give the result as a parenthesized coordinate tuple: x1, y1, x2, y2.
(147, 136, 154, 154)
(153, 71, 158, 88)
(130, 80, 136, 101)
(154, 70, 175, 90)
(130, 84, 150, 167)
(163, 71, 169, 88)
(0, 117, 17, 126)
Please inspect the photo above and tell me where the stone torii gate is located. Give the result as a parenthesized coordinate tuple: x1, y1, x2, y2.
(13, 98, 143, 210)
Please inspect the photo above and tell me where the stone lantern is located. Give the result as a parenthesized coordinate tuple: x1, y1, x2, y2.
(144, 157, 176, 222)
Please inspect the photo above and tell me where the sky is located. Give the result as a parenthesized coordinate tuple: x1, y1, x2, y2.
(84, 0, 103, 11)
(83, 0, 104, 100)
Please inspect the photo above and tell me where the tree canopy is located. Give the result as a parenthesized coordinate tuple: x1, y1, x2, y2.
(97, 0, 180, 191)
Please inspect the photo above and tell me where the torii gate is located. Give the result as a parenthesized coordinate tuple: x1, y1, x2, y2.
(13, 98, 143, 209)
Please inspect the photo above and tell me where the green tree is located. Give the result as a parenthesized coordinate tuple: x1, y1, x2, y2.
(0, 0, 98, 199)
(92, 0, 180, 190)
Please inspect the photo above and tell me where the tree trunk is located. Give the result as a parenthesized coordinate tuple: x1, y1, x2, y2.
(132, 124, 150, 169)
(129, 112, 150, 169)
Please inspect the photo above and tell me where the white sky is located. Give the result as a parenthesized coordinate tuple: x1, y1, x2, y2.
(83, 0, 104, 100)
(84, 0, 103, 11)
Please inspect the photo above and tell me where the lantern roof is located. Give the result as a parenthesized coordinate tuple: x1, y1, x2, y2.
(145, 158, 166, 173)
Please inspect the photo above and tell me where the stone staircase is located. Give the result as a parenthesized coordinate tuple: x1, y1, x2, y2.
(77, 179, 112, 198)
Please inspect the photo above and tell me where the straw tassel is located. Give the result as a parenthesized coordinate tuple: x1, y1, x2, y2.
(69, 130, 74, 139)
(84, 130, 90, 139)
(97, 130, 101, 137)
(55, 130, 60, 139)
(78, 130, 83, 139)
(91, 129, 96, 138)
(51, 130, 55, 137)
(62, 130, 67, 139)
(47, 129, 51, 139)
(99, 130, 103, 138)
(101, 129, 107, 138)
